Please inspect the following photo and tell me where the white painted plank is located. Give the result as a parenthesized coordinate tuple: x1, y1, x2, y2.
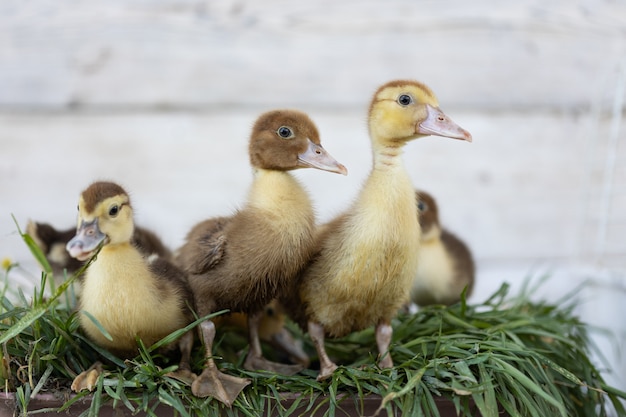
(1, 0, 625, 109)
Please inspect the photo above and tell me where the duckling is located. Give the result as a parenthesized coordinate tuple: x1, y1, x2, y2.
(175, 110, 346, 406)
(26, 221, 84, 275)
(65, 181, 195, 391)
(411, 191, 475, 306)
(283, 80, 472, 380)
(26, 221, 172, 276)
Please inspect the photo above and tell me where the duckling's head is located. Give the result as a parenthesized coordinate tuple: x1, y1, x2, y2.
(66, 181, 134, 261)
(249, 110, 347, 175)
(416, 190, 441, 242)
(368, 80, 472, 147)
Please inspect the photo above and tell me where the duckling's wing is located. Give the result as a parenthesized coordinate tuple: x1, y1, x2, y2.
(177, 217, 230, 275)
(133, 226, 172, 260)
(147, 255, 195, 313)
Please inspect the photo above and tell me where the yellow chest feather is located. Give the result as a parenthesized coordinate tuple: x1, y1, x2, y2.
(303, 166, 420, 335)
(79, 245, 186, 352)
(411, 239, 455, 302)
(249, 169, 314, 235)
(334, 168, 419, 288)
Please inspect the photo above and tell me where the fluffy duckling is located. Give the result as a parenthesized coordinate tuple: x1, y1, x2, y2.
(411, 191, 475, 306)
(175, 110, 346, 406)
(27, 221, 172, 276)
(65, 181, 195, 391)
(284, 80, 472, 380)
(26, 221, 84, 275)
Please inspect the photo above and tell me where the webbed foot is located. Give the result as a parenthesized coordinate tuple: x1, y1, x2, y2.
(377, 354, 393, 369)
(165, 368, 197, 385)
(71, 362, 103, 392)
(191, 368, 251, 407)
(316, 362, 338, 381)
(243, 354, 303, 375)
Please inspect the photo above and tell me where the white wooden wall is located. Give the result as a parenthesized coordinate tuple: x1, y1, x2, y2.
(1, 0, 625, 398)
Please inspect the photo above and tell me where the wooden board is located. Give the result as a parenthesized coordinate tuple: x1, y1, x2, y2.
(1, 0, 625, 110)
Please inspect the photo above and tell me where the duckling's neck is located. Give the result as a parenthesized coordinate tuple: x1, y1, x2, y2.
(88, 243, 146, 284)
(371, 142, 406, 171)
(248, 169, 313, 216)
(421, 225, 442, 243)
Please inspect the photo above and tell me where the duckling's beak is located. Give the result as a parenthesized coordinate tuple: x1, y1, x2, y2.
(297, 139, 348, 175)
(268, 328, 310, 368)
(417, 104, 472, 142)
(66, 218, 107, 261)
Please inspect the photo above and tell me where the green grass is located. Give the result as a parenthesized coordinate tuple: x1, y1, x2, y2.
(1, 229, 626, 417)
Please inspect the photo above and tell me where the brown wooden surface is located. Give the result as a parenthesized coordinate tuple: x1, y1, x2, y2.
(0, 392, 489, 416)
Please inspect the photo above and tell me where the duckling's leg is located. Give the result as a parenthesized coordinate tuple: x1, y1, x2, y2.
(375, 320, 393, 369)
(308, 321, 338, 381)
(165, 331, 197, 385)
(243, 311, 304, 375)
(191, 320, 251, 407)
(268, 327, 310, 368)
(71, 361, 103, 392)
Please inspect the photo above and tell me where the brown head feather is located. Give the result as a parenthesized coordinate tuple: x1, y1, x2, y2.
(249, 110, 320, 171)
(416, 190, 440, 237)
(82, 181, 129, 213)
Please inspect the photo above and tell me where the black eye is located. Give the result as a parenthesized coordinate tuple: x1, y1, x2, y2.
(398, 94, 412, 106)
(417, 201, 428, 212)
(109, 205, 119, 217)
(277, 126, 294, 139)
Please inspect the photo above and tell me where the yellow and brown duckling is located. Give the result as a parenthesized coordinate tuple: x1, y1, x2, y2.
(411, 190, 475, 306)
(27, 221, 84, 275)
(282, 80, 472, 381)
(65, 181, 195, 391)
(175, 110, 346, 406)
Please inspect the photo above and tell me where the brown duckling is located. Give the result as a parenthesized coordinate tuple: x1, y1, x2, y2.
(283, 80, 472, 381)
(65, 181, 195, 391)
(27, 221, 172, 276)
(411, 190, 475, 306)
(26, 221, 84, 275)
(175, 110, 346, 406)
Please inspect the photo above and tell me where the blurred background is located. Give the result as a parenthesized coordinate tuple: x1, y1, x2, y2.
(1, 0, 625, 395)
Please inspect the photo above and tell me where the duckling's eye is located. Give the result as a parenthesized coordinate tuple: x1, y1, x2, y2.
(109, 205, 119, 217)
(277, 126, 294, 139)
(417, 201, 428, 212)
(397, 94, 413, 106)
